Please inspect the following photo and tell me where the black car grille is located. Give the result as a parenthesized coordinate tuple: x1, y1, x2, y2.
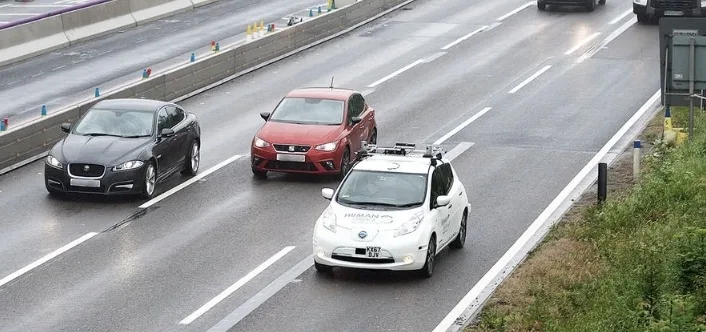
(273, 144, 311, 153)
(265, 161, 317, 171)
(652, 0, 695, 10)
(69, 163, 105, 177)
(332, 254, 395, 264)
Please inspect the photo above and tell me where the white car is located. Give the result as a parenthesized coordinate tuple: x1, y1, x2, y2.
(312, 142, 471, 278)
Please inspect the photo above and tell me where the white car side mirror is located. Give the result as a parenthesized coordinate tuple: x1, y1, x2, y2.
(322, 188, 334, 200)
(436, 195, 451, 207)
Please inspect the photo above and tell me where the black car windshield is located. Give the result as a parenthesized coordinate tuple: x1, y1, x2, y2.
(73, 108, 154, 137)
(336, 170, 428, 209)
(268, 97, 345, 125)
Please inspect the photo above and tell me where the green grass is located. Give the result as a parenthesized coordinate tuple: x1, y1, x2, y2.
(466, 106, 706, 332)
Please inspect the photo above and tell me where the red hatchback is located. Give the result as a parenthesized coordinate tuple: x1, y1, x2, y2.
(250, 87, 377, 179)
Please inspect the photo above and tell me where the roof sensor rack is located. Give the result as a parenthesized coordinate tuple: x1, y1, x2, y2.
(356, 141, 445, 165)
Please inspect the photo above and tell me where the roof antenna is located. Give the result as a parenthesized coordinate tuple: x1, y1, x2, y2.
(329, 76, 335, 89)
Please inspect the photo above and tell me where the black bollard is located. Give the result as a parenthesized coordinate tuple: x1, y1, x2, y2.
(597, 162, 607, 204)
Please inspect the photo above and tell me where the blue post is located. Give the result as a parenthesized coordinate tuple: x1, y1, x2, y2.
(41, 105, 47, 116)
(665, 105, 671, 117)
(215, 42, 220, 51)
(190, 53, 196, 62)
(142, 69, 147, 78)
(318, 5, 321, 14)
(633, 140, 642, 149)
(0, 121, 5, 131)
(309, 8, 313, 16)
(95, 88, 100, 97)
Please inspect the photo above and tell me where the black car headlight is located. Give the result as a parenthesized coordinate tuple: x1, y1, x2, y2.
(113, 160, 145, 171)
(46, 155, 63, 169)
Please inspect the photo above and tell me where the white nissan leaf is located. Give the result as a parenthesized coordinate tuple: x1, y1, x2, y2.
(312, 143, 471, 278)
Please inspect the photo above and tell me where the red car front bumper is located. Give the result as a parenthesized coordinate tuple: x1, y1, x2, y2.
(251, 145, 343, 174)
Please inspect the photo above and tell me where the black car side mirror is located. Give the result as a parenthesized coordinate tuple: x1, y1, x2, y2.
(351, 117, 362, 125)
(260, 112, 271, 121)
(61, 123, 71, 133)
(160, 128, 175, 138)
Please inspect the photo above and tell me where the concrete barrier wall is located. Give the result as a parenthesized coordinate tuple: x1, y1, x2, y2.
(0, 0, 415, 173)
(0, 15, 70, 67)
(130, 0, 193, 25)
(61, 0, 137, 43)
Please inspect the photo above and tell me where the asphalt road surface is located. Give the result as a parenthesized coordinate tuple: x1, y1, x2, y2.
(0, 0, 92, 24)
(0, 0, 327, 124)
(0, 0, 660, 331)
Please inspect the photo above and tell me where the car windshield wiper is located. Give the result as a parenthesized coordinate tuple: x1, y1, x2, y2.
(83, 133, 121, 137)
(394, 202, 424, 207)
(346, 201, 399, 207)
(122, 134, 151, 138)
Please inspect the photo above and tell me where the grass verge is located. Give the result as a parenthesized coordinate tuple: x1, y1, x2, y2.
(464, 106, 706, 332)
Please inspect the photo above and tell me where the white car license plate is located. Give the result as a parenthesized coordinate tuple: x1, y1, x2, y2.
(70, 178, 100, 187)
(276, 153, 305, 162)
(664, 10, 684, 16)
(366, 246, 381, 258)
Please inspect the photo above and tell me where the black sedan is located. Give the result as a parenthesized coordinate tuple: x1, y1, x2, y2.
(44, 98, 201, 199)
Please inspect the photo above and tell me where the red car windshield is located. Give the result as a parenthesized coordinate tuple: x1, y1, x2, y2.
(268, 97, 345, 125)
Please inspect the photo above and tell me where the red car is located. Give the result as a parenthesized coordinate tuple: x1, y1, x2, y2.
(251, 87, 377, 179)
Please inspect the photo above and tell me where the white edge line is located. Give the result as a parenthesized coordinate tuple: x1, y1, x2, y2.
(367, 59, 425, 88)
(441, 26, 488, 51)
(508, 65, 552, 94)
(0, 232, 99, 288)
(564, 32, 601, 55)
(609, 9, 633, 25)
(431, 89, 662, 332)
(1, 0, 422, 175)
(496, 1, 533, 21)
(179, 246, 297, 325)
(433, 107, 493, 145)
(138, 154, 243, 209)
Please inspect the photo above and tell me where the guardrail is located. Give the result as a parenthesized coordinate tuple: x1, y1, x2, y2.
(0, 0, 414, 174)
(0, 0, 223, 68)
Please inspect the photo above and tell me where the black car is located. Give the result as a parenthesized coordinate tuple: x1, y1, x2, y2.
(537, 0, 605, 11)
(44, 98, 201, 198)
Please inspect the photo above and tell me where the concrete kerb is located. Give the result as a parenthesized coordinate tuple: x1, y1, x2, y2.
(130, 0, 194, 25)
(0, 15, 70, 68)
(0, 0, 418, 174)
(61, 0, 138, 44)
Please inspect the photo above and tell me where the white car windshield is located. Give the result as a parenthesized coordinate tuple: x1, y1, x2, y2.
(268, 97, 345, 125)
(336, 170, 428, 208)
(73, 108, 154, 138)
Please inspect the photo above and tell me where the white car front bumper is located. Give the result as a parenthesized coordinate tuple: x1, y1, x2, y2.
(312, 225, 429, 271)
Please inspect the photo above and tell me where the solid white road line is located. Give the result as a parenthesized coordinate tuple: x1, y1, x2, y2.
(0, 13, 41, 15)
(508, 65, 552, 94)
(367, 59, 425, 88)
(424, 51, 448, 63)
(577, 16, 637, 63)
(433, 107, 493, 145)
(7, 4, 71, 7)
(564, 32, 601, 55)
(138, 154, 243, 209)
(609, 9, 633, 25)
(497, 1, 533, 21)
(179, 246, 296, 325)
(0, 232, 99, 288)
(431, 89, 662, 332)
(441, 26, 488, 51)
(203, 142, 475, 331)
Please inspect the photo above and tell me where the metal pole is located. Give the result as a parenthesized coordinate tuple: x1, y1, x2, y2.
(633, 140, 641, 182)
(689, 37, 695, 140)
(598, 162, 607, 205)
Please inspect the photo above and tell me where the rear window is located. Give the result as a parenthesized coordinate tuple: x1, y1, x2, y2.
(269, 97, 344, 125)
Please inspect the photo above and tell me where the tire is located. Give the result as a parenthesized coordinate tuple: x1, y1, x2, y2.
(369, 128, 377, 144)
(537, 0, 546, 10)
(417, 235, 436, 278)
(142, 161, 157, 199)
(182, 140, 200, 176)
(585, 0, 595, 11)
(315, 261, 333, 273)
(449, 211, 467, 249)
(598, 0, 605, 4)
(336, 147, 351, 180)
(252, 167, 267, 178)
(636, 13, 648, 23)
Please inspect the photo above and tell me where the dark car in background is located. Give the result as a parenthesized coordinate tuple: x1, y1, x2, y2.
(633, 0, 706, 23)
(538, 0, 605, 11)
(44, 98, 201, 199)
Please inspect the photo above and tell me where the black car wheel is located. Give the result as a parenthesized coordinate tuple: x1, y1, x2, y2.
(142, 162, 157, 199)
(369, 128, 377, 144)
(182, 140, 200, 176)
(585, 0, 595, 11)
(537, 0, 546, 10)
(336, 147, 350, 180)
(450, 211, 467, 249)
(417, 235, 436, 278)
(252, 167, 267, 178)
(314, 261, 333, 274)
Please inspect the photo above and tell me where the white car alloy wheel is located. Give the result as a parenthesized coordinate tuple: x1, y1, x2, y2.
(190, 142, 200, 173)
(145, 164, 156, 197)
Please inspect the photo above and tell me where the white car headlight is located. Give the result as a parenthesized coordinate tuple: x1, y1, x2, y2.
(702, 0, 706, 7)
(46, 155, 62, 169)
(113, 160, 144, 171)
(319, 206, 337, 233)
(395, 211, 424, 237)
(315, 141, 338, 152)
(633, 0, 647, 5)
(253, 137, 270, 148)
